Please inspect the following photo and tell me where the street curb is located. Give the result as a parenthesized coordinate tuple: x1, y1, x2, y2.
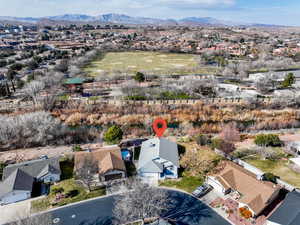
(32, 192, 116, 216)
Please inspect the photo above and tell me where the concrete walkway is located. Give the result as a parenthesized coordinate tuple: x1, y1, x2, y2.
(0, 198, 31, 225)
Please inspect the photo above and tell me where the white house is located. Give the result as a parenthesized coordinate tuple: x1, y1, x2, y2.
(217, 83, 240, 93)
(206, 161, 280, 217)
(0, 169, 33, 205)
(0, 157, 61, 205)
(137, 138, 179, 181)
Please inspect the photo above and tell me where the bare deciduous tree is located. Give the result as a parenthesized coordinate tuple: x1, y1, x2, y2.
(219, 122, 240, 143)
(0, 111, 65, 150)
(180, 148, 215, 176)
(112, 178, 172, 224)
(23, 81, 45, 105)
(254, 146, 279, 160)
(76, 155, 99, 191)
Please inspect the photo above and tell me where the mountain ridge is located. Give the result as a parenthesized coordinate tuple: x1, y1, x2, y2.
(0, 13, 286, 27)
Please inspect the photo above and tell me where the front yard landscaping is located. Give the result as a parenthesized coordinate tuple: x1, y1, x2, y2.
(31, 178, 106, 213)
(31, 157, 105, 213)
(159, 176, 203, 193)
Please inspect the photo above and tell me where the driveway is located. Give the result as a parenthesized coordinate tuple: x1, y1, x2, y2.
(46, 190, 231, 225)
(0, 199, 31, 225)
(200, 188, 222, 205)
(200, 189, 235, 225)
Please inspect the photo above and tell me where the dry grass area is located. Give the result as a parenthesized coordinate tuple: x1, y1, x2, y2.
(159, 140, 221, 193)
(246, 158, 300, 188)
(84, 51, 216, 76)
(235, 137, 300, 188)
(0, 145, 73, 163)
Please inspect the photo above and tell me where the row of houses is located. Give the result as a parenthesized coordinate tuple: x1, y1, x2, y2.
(0, 137, 180, 205)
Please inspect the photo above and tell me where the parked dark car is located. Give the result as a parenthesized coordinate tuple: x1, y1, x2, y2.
(192, 184, 212, 198)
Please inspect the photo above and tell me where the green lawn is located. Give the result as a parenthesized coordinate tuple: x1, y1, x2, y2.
(84, 51, 217, 76)
(245, 158, 300, 188)
(159, 176, 204, 193)
(31, 179, 106, 213)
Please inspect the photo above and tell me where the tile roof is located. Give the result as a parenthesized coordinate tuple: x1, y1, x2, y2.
(215, 161, 280, 215)
(74, 146, 126, 175)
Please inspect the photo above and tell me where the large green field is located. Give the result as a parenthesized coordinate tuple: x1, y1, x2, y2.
(84, 51, 216, 76)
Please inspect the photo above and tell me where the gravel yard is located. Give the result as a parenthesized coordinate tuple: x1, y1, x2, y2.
(0, 143, 105, 164)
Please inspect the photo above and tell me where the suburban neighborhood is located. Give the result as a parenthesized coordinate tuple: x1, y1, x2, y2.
(1, 1, 300, 225)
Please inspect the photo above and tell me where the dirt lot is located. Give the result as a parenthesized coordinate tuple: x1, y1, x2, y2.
(0, 143, 105, 163)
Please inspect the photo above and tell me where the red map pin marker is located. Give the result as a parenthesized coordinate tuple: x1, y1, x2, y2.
(153, 118, 167, 138)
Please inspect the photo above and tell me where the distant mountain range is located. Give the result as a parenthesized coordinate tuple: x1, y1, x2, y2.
(0, 13, 285, 27)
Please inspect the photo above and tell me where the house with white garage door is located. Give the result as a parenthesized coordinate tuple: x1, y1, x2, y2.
(137, 138, 179, 181)
(206, 161, 281, 217)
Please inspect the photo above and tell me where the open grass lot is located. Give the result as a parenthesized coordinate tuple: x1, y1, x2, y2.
(84, 51, 217, 76)
(31, 179, 106, 213)
(245, 158, 300, 188)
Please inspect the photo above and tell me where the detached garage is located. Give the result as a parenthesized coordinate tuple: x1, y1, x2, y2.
(0, 169, 33, 205)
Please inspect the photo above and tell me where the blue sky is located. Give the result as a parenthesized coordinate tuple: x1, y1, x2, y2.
(0, 0, 300, 26)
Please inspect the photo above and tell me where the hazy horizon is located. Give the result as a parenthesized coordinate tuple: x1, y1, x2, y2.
(0, 0, 300, 26)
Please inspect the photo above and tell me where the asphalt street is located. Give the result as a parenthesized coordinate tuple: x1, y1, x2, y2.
(48, 190, 231, 225)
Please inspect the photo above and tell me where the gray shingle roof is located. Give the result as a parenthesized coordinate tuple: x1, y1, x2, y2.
(140, 160, 164, 173)
(138, 138, 179, 171)
(268, 190, 300, 225)
(3, 157, 61, 180)
(0, 169, 34, 198)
